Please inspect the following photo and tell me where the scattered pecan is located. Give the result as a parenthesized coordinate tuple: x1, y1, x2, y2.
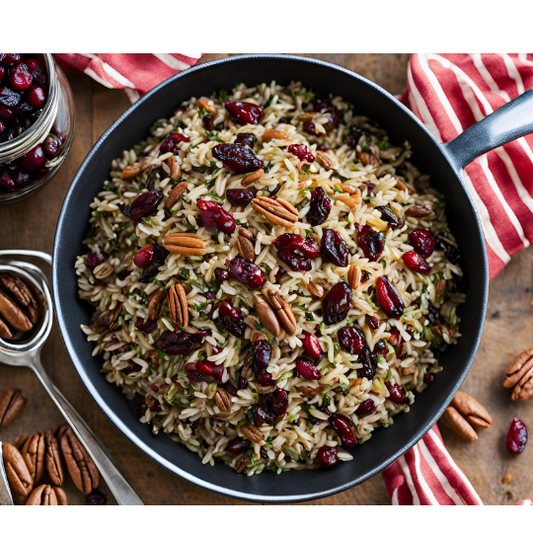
(147, 288, 166, 321)
(238, 226, 254, 240)
(503, 347, 533, 401)
(405, 205, 434, 218)
(121, 162, 142, 180)
(237, 234, 255, 262)
(166, 156, 182, 181)
(358, 151, 380, 168)
(441, 391, 492, 441)
(267, 288, 297, 336)
(395, 343, 407, 358)
(197, 99, 217, 114)
(162, 233, 207, 255)
(347, 264, 361, 291)
(2, 442, 33, 504)
(307, 280, 324, 298)
(90, 302, 123, 333)
(0, 274, 34, 307)
(214, 389, 232, 412)
(165, 181, 189, 209)
(53, 486, 68, 505)
(252, 332, 266, 343)
(316, 150, 337, 170)
(21, 431, 45, 486)
(26, 484, 58, 505)
(435, 279, 447, 298)
(395, 178, 415, 194)
(262, 129, 288, 143)
(234, 455, 249, 474)
(241, 422, 264, 443)
(242, 168, 265, 186)
(295, 384, 324, 398)
(0, 288, 33, 332)
(0, 387, 25, 427)
(44, 430, 64, 486)
(253, 294, 281, 337)
(252, 197, 299, 228)
(169, 283, 189, 329)
(93, 262, 114, 280)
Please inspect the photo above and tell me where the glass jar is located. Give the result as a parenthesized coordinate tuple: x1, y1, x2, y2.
(0, 54, 75, 204)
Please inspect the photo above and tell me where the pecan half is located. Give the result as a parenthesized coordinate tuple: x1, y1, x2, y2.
(90, 302, 123, 333)
(241, 168, 264, 186)
(267, 288, 297, 336)
(435, 279, 447, 298)
(0, 288, 32, 332)
(0, 387, 25, 427)
(503, 347, 533, 401)
(234, 455, 249, 473)
(347, 264, 361, 291)
(0, 274, 33, 307)
(307, 280, 324, 298)
(165, 181, 189, 209)
(262, 129, 288, 143)
(93, 262, 114, 280)
(237, 234, 255, 262)
(442, 391, 492, 441)
(21, 431, 45, 486)
(316, 150, 337, 170)
(214, 389, 232, 412)
(53, 486, 68, 505)
(169, 283, 189, 329)
(238, 227, 254, 241)
(197, 99, 217, 114)
(166, 156, 182, 181)
(147, 288, 166, 321)
(162, 233, 207, 255)
(60, 427, 100, 495)
(359, 151, 380, 168)
(44, 430, 64, 486)
(2, 442, 33, 504)
(253, 294, 281, 336)
(0, 316, 12, 339)
(121, 162, 142, 180)
(295, 384, 324, 398)
(405, 205, 434, 218)
(241, 422, 264, 443)
(252, 197, 299, 228)
(26, 484, 58, 505)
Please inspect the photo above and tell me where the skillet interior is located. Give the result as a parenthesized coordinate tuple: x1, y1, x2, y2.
(53, 55, 488, 502)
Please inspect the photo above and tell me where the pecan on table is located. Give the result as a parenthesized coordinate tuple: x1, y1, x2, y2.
(503, 347, 533, 401)
(441, 391, 492, 442)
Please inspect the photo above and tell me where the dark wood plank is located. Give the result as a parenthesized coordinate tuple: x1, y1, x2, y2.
(2, 53, 526, 506)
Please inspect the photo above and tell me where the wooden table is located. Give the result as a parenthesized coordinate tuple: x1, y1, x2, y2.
(0, 54, 530, 505)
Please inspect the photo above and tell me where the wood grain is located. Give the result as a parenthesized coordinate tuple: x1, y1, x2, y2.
(0, 53, 529, 505)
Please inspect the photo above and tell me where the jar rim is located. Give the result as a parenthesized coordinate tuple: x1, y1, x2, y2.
(0, 54, 59, 165)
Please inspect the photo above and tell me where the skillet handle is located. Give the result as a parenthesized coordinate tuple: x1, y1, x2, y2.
(442, 89, 533, 169)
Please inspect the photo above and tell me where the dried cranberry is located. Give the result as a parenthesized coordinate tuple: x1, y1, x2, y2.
(302, 332, 322, 360)
(264, 387, 289, 416)
(322, 282, 351, 325)
(0, 104, 13, 121)
(140, 244, 169, 283)
(126, 360, 142, 374)
(226, 188, 255, 206)
(434, 232, 461, 265)
(287, 144, 314, 163)
(275, 266, 287, 284)
(197, 199, 236, 234)
(1, 54, 22, 68)
(135, 317, 157, 334)
(277, 249, 311, 272)
(377, 206, 404, 229)
(134, 244, 155, 269)
(87, 489, 108, 505)
(402, 250, 431, 274)
(273, 233, 320, 258)
(409, 229, 436, 258)
(329, 413, 357, 450)
(121, 190, 163, 223)
(0, 86, 21, 107)
(227, 438, 250, 454)
(234, 132, 256, 148)
(197, 360, 225, 382)
(0, 169, 14, 191)
(184, 362, 206, 383)
(365, 182, 376, 196)
(146, 396, 162, 412)
(366, 315, 380, 330)
(374, 339, 388, 355)
(254, 341, 272, 370)
(26, 85, 46, 108)
(8, 62, 33, 91)
(358, 347, 377, 381)
(295, 358, 321, 380)
(507, 418, 528, 454)
(424, 373, 434, 385)
(12, 169, 30, 188)
(157, 330, 194, 355)
(224, 99, 263, 125)
(256, 369, 276, 387)
(356, 399, 376, 416)
(87, 250, 103, 269)
(159, 132, 189, 154)
(0, 66, 4, 84)
(214, 267, 230, 282)
(212, 143, 263, 174)
(307, 188, 333, 225)
(338, 326, 365, 355)
(377, 276, 405, 318)
(42, 134, 60, 159)
(228, 257, 265, 289)
(321, 229, 349, 267)
(388, 329, 401, 346)
(318, 446, 338, 468)
(215, 300, 245, 337)
(24, 58, 47, 86)
(254, 404, 276, 425)
(20, 144, 44, 171)
(386, 381, 405, 404)
(357, 224, 385, 262)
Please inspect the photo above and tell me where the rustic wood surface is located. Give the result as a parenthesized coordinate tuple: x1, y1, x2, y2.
(0, 53, 530, 505)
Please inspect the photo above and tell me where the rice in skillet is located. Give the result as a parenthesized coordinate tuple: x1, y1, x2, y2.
(75, 81, 464, 474)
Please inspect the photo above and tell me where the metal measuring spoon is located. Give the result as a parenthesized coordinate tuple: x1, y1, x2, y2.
(0, 251, 142, 505)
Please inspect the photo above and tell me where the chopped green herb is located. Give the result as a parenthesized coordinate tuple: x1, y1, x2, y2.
(206, 131, 221, 142)
(198, 107, 206, 118)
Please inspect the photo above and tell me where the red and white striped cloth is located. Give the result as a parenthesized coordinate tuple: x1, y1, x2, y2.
(385, 53, 533, 505)
(59, 53, 533, 505)
(54, 54, 202, 103)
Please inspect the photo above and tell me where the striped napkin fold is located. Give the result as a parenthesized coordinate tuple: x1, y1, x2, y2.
(58, 53, 533, 505)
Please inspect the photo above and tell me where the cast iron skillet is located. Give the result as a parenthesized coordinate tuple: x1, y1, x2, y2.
(53, 55, 533, 503)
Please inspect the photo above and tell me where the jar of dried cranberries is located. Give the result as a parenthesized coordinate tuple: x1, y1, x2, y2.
(0, 54, 75, 203)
